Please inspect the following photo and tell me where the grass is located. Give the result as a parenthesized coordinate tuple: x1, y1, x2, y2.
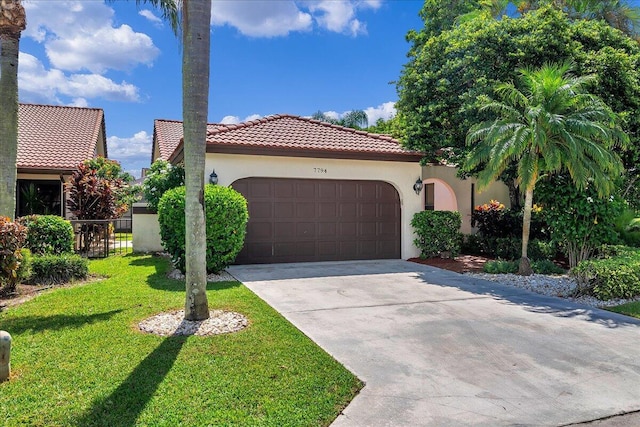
(0, 254, 362, 426)
(608, 301, 640, 319)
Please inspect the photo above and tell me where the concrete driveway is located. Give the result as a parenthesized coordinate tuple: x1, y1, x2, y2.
(228, 260, 640, 426)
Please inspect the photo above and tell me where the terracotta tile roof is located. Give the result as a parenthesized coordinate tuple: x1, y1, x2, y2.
(17, 103, 106, 171)
(159, 115, 422, 163)
(153, 119, 228, 162)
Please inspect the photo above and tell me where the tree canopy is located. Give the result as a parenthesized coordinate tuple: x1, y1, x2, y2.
(396, 4, 640, 169)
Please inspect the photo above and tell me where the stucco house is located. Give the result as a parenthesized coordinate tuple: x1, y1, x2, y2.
(16, 103, 107, 218)
(136, 114, 509, 263)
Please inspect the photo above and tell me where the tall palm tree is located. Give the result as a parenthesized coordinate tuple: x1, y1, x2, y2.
(465, 62, 627, 275)
(0, 0, 26, 219)
(132, 0, 210, 320)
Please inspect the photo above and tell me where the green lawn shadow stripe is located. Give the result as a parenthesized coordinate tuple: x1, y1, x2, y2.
(74, 336, 186, 427)
(2, 309, 124, 335)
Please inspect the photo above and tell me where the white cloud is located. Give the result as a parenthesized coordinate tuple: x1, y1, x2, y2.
(19, 53, 140, 104)
(212, 1, 312, 37)
(364, 101, 396, 125)
(24, 1, 160, 73)
(220, 114, 263, 124)
(307, 1, 365, 36)
(220, 115, 241, 124)
(107, 131, 153, 178)
(211, 0, 382, 37)
(323, 111, 341, 120)
(139, 9, 164, 27)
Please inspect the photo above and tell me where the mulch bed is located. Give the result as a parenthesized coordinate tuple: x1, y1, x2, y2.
(408, 254, 492, 273)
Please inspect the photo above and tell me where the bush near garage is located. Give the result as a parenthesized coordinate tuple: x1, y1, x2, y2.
(571, 246, 640, 300)
(18, 214, 74, 255)
(158, 184, 248, 274)
(411, 210, 462, 258)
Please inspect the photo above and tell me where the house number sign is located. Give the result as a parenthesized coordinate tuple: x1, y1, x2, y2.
(313, 168, 328, 174)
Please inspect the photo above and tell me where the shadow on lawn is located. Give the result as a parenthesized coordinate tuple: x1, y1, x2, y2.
(129, 254, 241, 293)
(74, 336, 186, 427)
(1, 309, 124, 335)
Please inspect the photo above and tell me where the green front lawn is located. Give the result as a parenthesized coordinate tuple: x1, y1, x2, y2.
(0, 254, 361, 426)
(608, 301, 640, 319)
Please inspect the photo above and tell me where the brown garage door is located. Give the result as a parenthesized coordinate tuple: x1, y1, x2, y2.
(232, 178, 401, 264)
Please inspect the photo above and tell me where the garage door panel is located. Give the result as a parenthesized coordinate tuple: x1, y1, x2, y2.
(318, 202, 337, 217)
(248, 222, 272, 239)
(274, 202, 294, 218)
(232, 178, 400, 264)
(318, 183, 337, 199)
(250, 201, 273, 218)
(339, 203, 357, 218)
(318, 222, 336, 237)
(296, 182, 316, 198)
(274, 222, 295, 238)
(296, 202, 315, 218)
(273, 181, 295, 198)
(296, 222, 316, 238)
(250, 181, 273, 198)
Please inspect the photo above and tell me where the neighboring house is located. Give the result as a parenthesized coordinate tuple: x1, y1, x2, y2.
(138, 114, 508, 262)
(16, 103, 107, 218)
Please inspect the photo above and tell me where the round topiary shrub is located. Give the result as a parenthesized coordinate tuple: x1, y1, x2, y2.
(17, 215, 75, 255)
(157, 184, 248, 274)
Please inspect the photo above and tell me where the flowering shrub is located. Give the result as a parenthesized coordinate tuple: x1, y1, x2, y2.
(472, 200, 547, 239)
(142, 160, 185, 212)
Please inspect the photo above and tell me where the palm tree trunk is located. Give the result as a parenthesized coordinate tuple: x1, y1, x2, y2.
(0, 32, 20, 219)
(182, 0, 211, 321)
(518, 187, 534, 275)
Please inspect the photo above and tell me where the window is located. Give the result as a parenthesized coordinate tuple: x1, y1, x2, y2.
(424, 183, 435, 211)
(17, 180, 62, 217)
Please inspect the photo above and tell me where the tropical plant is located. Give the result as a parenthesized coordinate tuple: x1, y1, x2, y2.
(0, 0, 26, 219)
(465, 62, 627, 275)
(311, 109, 369, 129)
(66, 163, 129, 220)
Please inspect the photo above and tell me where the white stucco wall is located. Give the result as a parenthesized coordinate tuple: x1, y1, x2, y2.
(422, 164, 510, 234)
(132, 203, 164, 253)
(207, 153, 423, 260)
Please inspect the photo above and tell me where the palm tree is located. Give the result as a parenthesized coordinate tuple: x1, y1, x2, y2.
(0, 0, 26, 219)
(465, 62, 627, 275)
(132, 0, 210, 320)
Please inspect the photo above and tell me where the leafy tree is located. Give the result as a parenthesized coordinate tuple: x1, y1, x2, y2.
(397, 5, 640, 171)
(142, 159, 185, 211)
(465, 62, 627, 275)
(0, 0, 26, 219)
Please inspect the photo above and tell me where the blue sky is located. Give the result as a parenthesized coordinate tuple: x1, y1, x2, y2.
(17, 0, 425, 178)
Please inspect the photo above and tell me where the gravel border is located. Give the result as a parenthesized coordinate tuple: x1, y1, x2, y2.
(465, 272, 640, 308)
(138, 309, 248, 336)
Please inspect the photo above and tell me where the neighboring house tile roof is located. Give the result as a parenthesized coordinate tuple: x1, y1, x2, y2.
(159, 114, 423, 163)
(17, 103, 106, 172)
(153, 119, 228, 162)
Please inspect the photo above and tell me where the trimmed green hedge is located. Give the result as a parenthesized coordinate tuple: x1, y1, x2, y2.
(483, 259, 565, 275)
(411, 211, 462, 258)
(28, 254, 89, 286)
(462, 235, 557, 261)
(158, 184, 248, 274)
(18, 215, 75, 255)
(572, 246, 640, 300)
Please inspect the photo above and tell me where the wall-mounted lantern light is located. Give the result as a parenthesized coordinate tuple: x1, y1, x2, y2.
(413, 178, 423, 195)
(209, 169, 218, 185)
